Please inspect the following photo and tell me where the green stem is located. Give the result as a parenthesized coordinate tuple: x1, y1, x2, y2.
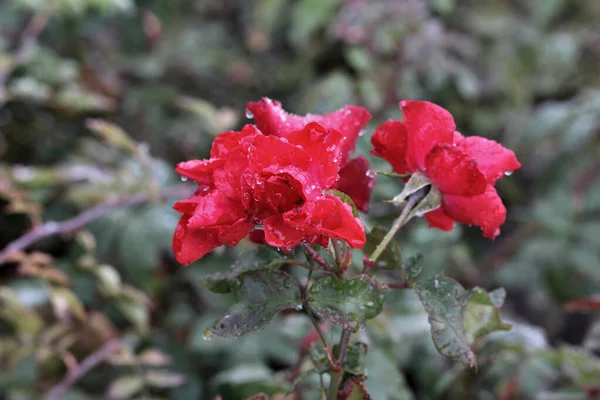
(327, 329, 352, 400)
(369, 194, 420, 263)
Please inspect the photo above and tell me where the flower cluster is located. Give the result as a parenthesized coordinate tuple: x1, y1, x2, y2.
(371, 100, 521, 238)
(173, 98, 521, 265)
(172, 100, 373, 265)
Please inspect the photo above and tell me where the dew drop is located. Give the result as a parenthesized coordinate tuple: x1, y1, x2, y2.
(366, 301, 374, 307)
(45, 221, 59, 233)
(434, 279, 439, 289)
(245, 108, 254, 119)
(366, 169, 376, 178)
(203, 329, 213, 341)
(504, 171, 513, 176)
(358, 128, 367, 137)
(180, 176, 188, 182)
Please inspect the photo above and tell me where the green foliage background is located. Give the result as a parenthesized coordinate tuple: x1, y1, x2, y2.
(1, 0, 599, 398)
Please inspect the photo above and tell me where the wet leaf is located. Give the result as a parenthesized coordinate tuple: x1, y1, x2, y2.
(210, 270, 301, 338)
(200, 257, 289, 294)
(464, 287, 512, 343)
(325, 188, 360, 217)
(49, 287, 87, 322)
(364, 227, 402, 269)
(308, 275, 384, 330)
(410, 273, 476, 367)
(335, 342, 368, 375)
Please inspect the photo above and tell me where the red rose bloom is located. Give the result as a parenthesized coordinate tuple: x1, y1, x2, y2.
(371, 100, 521, 239)
(173, 123, 366, 265)
(245, 98, 375, 212)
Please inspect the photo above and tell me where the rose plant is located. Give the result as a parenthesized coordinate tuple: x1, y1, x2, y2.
(172, 98, 520, 399)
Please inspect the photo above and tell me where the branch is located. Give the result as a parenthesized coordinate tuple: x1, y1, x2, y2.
(0, 186, 192, 264)
(43, 339, 123, 400)
(0, 9, 52, 94)
(300, 243, 334, 272)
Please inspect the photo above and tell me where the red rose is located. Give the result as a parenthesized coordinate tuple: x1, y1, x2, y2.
(173, 123, 366, 265)
(245, 98, 375, 212)
(371, 100, 521, 239)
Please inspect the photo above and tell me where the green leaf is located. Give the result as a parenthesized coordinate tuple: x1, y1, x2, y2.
(410, 273, 476, 367)
(49, 287, 87, 322)
(336, 342, 368, 375)
(463, 287, 512, 343)
(209, 270, 301, 338)
(308, 275, 384, 330)
(364, 227, 402, 269)
(325, 188, 360, 217)
(390, 172, 442, 219)
(200, 257, 289, 294)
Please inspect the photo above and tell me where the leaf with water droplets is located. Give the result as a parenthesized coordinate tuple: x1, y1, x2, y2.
(411, 273, 476, 367)
(364, 227, 402, 269)
(199, 256, 291, 294)
(325, 188, 360, 217)
(307, 275, 384, 331)
(463, 287, 512, 343)
(210, 270, 301, 338)
(335, 342, 368, 375)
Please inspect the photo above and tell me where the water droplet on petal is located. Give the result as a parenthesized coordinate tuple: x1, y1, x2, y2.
(504, 171, 513, 176)
(180, 176, 188, 182)
(366, 169, 376, 178)
(245, 108, 254, 119)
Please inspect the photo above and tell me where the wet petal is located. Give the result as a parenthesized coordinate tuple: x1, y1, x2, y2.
(246, 97, 371, 163)
(263, 214, 304, 250)
(400, 100, 455, 170)
(176, 159, 224, 185)
(172, 215, 222, 266)
(284, 196, 366, 248)
(218, 219, 254, 245)
(334, 155, 375, 212)
(182, 190, 246, 229)
(209, 125, 259, 158)
(454, 134, 521, 184)
(371, 120, 411, 175)
(425, 143, 487, 196)
(442, 185, 506, 239)
(285, 122, 345, 188)
(248, 135, 311, 172)
(424, 207, 455, 231)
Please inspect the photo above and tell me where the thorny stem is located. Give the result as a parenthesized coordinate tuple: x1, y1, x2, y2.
(327, 328, 352, 400)
(369, 194, 420, 263)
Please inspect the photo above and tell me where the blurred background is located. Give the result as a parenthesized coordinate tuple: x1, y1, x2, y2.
(0, 0, 599, 399)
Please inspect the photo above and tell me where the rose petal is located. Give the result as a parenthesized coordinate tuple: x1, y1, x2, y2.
(172, 216, 222, 266)
(176, 159, 224, 185)
(218, 219, 254, 245)
(248, 135, 311, 172)
(285, 122, 344, 188)
(371, 120, 411, 175)
(425, 143, 487, 196)
(185, 190, 247, 229)
(442, 185, 507, 239)
(263, 214, 305, 250)
(210, 125, 259, 158)
(424, 207, 455, 231)
(284, 195, 366, 248)
(246, 97, 371, 164)
(454, 134, 521, 184)
(334, 155, 375, 212)
(400, 100, 455, 170)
